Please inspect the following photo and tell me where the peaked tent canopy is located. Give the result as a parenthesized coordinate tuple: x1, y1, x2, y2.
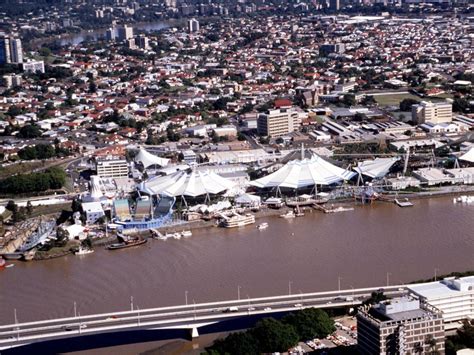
(139, 169, 235, 198)
(459, 148, 474, 163)
(354, 157, 400, 179)
(135, 148, 169, 168)
(249, 156, 355, 189)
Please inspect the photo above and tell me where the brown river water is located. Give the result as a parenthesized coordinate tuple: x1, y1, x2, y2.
(0, 196, 473, 326)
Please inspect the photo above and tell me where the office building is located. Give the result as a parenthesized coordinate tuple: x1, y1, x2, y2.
(188, 18, 200, 33)
(117, 25, 134, 41)
(96, 158, 129, 178)
(357, 297, 445, 355)
(23, 60, 45, 74)
(412, 101, 452, 124)
(257, 108, 300, 137)
(408, 276, 474, 330)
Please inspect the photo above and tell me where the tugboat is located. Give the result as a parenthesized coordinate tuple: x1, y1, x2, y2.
(107, 234, 147, 250)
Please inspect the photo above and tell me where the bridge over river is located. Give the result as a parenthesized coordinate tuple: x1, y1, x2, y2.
(0, 285, 406, 351)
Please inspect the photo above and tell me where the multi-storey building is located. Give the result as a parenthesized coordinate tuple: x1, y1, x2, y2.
(96, 158, 129, 178)
(408, 276, 474, 330)
(257, 108, 299, 137)
(357, 297, 445, 355)
(412, 101, 452, 124)
(188, 18, 200, 33)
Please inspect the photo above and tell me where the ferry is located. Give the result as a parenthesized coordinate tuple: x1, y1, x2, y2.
(107, 237, 147, 250)
(280, 210, 296, 219)
(219, 212, 255, 228)
(75, 246, 94, 256)
(257, 222, 269, 230)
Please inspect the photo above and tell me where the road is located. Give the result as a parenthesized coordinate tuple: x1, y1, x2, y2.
(0, 285, 407, 350)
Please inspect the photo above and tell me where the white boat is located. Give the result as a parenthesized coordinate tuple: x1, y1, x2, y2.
(165, 232, 175, 238)
(181, 230, 192, 238)
(219, 212, 255, 228)
(257, 222, 268, 230)
(280, 210, 296, 219)
(173, 232, 182, 240)
(75, 246, 94, 256)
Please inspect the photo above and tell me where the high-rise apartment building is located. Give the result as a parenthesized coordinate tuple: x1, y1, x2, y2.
(9, 38, 23, 63)
(117, 25, 134, 41)
(357, 297, 445, 355)
(0, 34, 23, 65)
(188, 18, 200, 33)
(257, 108, 300, 137)
(412, 101, 452, 124)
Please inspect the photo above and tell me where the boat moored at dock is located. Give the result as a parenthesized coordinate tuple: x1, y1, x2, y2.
(218, 211, 255, 228)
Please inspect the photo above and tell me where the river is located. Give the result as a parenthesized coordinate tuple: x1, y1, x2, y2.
(0, 196, 473, 325)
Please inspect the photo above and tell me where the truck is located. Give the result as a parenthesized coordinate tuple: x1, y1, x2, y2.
(223, 306, 239, 313)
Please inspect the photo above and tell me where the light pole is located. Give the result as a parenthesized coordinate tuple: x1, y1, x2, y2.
(137, 306, 140, 326)
(14, 308, 19, 340)
(386, 272, 392, 287)
(434, 268, 439, 281)
(338, 276, 342, 291)
(130, 296, 134, 311)
(288, 281, 292, 296)
(185, 291, 188, 306)
(238, 285, 241, 300)
(193, 299, 196, 320)
(247, 295, 251, 314)
(74, 301, 77, 318)
(351, 286, 354, 300)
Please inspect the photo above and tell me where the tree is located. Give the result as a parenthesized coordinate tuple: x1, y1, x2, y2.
(208, 331, 258, 355)
(282, 308, 336, 341)
(18, 124, 42, 138)
(400, 98, 419, 111)
(342, 93, 356, 107)
(26, 201, 33, 216)
(251, 318, 299, 353)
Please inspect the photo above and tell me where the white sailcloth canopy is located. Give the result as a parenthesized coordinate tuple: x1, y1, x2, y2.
(139, 169, 235, 197)
(353, 157, 400, 179)
(250, 156, 355, 189)
(135, 148, 169, 168)
(459, 148, 474, 163)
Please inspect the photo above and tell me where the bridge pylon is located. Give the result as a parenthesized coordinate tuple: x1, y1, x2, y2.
(190, 327, 199, 338)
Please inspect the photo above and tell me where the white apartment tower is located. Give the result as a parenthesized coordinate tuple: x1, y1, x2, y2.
(257, 108, 300, 137)
(412, 101, 452, 125)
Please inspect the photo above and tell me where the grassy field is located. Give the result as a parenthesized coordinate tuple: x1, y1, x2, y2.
(0, 161, 46, 180)
(373, 93, 421, 107)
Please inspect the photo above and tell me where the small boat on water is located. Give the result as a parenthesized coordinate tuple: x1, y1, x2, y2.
(107, 237, 147, 250)
(5, 264, 14, 268)
(295, 212, 305, 217)
(181, 230, 192, 238)
(173, 232, 182, 240)
(75, 246, 94, 256)
(324, 206, 354, 214)
(1, 253, 22, 260)
(280, 210, 296, 219)
(257, 222, 268, 230)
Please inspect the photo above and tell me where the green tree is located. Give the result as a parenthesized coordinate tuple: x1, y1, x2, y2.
(282, 308, 336, 341)
(18, 124, 42, 138)
(400, 98, 419, 111)
(251, 318, 298, 353)
(208, 331, 258, 355)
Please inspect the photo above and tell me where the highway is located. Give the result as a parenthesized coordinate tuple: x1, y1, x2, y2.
(0, 285, 407, 350)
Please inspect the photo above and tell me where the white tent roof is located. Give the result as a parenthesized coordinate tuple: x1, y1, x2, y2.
(250, 156, 355, 189)
(459, 148, 474, 163)
(354, 157, 400, 179)
(135, 148, 169, 168)
(139, 169, 235, 197)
